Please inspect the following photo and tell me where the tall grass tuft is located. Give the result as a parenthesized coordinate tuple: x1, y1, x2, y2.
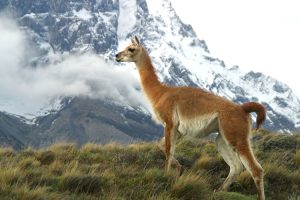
(213, 191, 256, 200)
(0, 147, 14, 157)
(171, 173, 212, 200)
(36, 150, 55, 165)
(59, 173, 108, 194)
(295, 149, 300, 165)
(49, 142, 77, 163)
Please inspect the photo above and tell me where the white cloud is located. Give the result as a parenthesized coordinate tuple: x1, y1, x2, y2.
(0, 15, 147, 117)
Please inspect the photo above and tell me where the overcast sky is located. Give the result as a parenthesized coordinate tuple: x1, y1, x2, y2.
(171, 0, 300, 97)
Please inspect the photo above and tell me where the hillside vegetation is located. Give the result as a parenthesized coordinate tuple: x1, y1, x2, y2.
(0, 131, 299, 200)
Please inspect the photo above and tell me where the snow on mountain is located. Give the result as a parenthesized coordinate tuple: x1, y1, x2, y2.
(0, 97, 63, 124)
(0, 0, 299, 134)
(117, 0, 137, 40)
(73, 8, 93, 21)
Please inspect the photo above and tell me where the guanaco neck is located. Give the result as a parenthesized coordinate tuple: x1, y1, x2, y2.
(135, 47, 167, 105)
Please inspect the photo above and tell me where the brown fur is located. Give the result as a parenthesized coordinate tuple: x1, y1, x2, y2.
(241, 102, 266, 129)
(116, 36, 266, 200)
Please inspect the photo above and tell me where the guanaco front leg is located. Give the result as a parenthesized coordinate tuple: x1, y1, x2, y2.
(164, 124, 172, 173)
(164, 123, 181, 176)
(159, 136, 182, 176)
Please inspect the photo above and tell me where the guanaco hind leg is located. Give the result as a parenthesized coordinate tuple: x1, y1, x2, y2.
(237, 144, 265, 200)
(218, 114, 265, 200)
(216, 134, 243, 191)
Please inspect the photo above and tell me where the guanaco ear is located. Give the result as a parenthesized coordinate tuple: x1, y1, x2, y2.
(131, 36, 140, 46)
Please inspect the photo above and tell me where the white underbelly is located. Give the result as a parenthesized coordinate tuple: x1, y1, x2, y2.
(178, 113, 219, 139)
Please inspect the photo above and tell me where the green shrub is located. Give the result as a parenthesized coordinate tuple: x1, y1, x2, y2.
(0, 167, 21, 189)
(148, 193, 173, 200)
(261, 135, 299, 151)
(176, 139, 203, 159)
(171, 173, 212, 200)
(143, 168, 168, 183)
(119, 149, 140, 164)
(14, 186, 48, 200)
(80, 143, 102, 153)
(237, 171, 256, 194)
(36, 150, 55, 165)
(295, 150, 300, 165)
(264, 164, 296, 199)
(0, 147, 14, 157)
(48, 160, 64, 176)
(18, 147, 35, 158)
(49, 143, 77, 163)
(129, 142, 153, 152)
(203, 142, 218, 156)
(59, 174, 108, 194)
(194, 155, 227, 175)
(287, 194, 300, 200)
(213, 191, 255, 200)
(78, 150, 105, 165)
(143, 167, 174, 186)
(22, 168, 43, 188)
(265, 164, 293, 186)
(11, 185, 62, 200)
(18, 157, 40, 170)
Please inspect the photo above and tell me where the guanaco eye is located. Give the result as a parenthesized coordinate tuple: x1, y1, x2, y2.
(128, 48, 135, 53)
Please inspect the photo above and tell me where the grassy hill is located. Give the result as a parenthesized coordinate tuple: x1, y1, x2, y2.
(0, 131, 299, 200)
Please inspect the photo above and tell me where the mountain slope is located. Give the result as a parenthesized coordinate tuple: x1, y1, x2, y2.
(0, 112, 31, 149)
(33, 97, 162, 147)
(0, 0, 299, 147)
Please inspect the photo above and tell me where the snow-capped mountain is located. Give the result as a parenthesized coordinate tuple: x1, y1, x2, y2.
(117, 0, 300, 132)
(0, 0, 299, 147)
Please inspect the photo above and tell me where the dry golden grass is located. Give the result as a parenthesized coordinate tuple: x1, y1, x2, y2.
(171, 173, 212, 200)
(0, 132, 298, 199)
(0, 147, 14, 157)
(295, 149, 300, 165)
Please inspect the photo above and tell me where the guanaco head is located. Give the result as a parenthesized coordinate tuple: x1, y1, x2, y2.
(115, 36, 143, 63)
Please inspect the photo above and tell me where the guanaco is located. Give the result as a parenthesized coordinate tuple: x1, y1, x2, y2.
(116, 36, 266, 200)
